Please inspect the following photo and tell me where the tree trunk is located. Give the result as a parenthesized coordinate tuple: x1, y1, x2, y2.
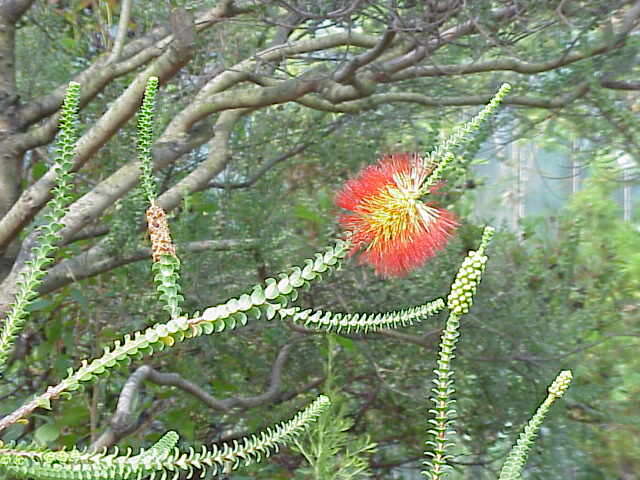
(0, 2, 27, 281)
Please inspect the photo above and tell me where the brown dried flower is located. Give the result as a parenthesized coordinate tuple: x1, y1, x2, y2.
(146, 204, 176, 262)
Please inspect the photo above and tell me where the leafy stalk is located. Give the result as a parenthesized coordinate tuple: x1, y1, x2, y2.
(279, 298, 445, 333)
(0, 82, 80, 374)
(136, 76, 184, 319)
(498, 370, 573, 480)
(0, 241, 348, 431)
(137, 76, 159, 204)
(1, 396, 331, 480)
(423, 227, 493, 479)
(420, 83, 511, 193)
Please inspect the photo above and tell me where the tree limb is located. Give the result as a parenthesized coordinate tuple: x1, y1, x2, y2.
(0, 11, 197, 253)
(275, 0, 366, 20)
(0, 0, 35, 23)
(334, 28, 397, 83)
(90, 341, 307, 450)
(601, 78, 640, 90)
(389, 2, 640, 82)
(298, 85, 591, 112)
(208, 117, 345, 190)
(38, 238, 256, 297)
(107, 0, 133, 64)
(156, 110, 245, 211)
(16, 0, 246, 129)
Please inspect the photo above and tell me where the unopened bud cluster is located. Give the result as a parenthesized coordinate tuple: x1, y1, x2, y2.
(446, 250, 487, 315)
(548, 370, 573, 399)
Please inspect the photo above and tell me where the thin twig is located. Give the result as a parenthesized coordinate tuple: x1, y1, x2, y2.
(108, 0, 134, 64)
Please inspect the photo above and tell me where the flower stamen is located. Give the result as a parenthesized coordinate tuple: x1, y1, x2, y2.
(336, 153, 458, 277)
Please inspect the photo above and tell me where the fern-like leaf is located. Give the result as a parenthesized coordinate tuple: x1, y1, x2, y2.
(279, 298, 445, 334)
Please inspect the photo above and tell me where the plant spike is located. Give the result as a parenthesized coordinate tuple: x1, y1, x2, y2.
(279, 298, 446, 334)
(0, 73, 576, 480)
(420, 83, 511, 194)
(147, 204, 183, 319)
(0, 395, 330, 480)
(137, 76, 159, 204)
(0, 241, 348, 432)
(335, 85, 510, 278)
(0, 82, 81, 374)
(135, 76, 184, 319)
(498, 370, 573, 480)
(423, 226, 493, 480)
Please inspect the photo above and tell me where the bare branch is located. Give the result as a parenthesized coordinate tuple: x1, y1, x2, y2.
(17, 0, 246, 129)
(378, 6, 519, 75)
(0, 13, 197, 252)
(0, 0, 35, 23)
(209, 143, 309, 190)
(39, 238, 256, 297)
(390, 2, 640, 82)
(91, 342, 308, 450)
(601, 78, 640, 90)
(616, 0, 640, 41)
(107, 0, 133, 63)
(293, 84, 591, 113)
(208, 117, 345, 190)
(156, 110, 245, 211)
(334, 28, 397, 83)
(275, 0, 367, 20)
(160, 32, 377, 141)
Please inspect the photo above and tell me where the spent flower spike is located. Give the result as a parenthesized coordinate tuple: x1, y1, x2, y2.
(336, 152, 458, 277)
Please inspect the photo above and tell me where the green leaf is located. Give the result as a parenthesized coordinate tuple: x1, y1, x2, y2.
(265, 304, 277, 320)
(70, 288, 90, 313)
(34, 422, 60, 444)
(32, 161, 48, 180)
(27, 298, 53, 312)
(238, 294, 252, 311)
(333, 335, 356, 352)
(234, 312, 248, 326)
(225, 315, 237, 330)
(251, 286, 266, 305)
(264, 279, 279, 300)
(35, 396, 52, 410)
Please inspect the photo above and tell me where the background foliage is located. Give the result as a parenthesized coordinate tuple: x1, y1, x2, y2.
(0, 1, 638, 478)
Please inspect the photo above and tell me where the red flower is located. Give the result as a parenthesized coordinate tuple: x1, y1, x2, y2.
(336, 153, 458, 277)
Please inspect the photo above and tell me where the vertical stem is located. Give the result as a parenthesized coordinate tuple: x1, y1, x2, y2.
(424, 313, 461, 479)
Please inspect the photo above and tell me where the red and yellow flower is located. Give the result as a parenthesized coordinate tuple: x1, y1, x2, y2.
(336, 153, 458, 277)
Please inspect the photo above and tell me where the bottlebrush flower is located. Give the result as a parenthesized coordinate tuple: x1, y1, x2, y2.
(336, 153, 458, 277)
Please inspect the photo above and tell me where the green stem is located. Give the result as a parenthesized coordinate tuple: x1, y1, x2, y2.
(423, 313, 461, 479)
